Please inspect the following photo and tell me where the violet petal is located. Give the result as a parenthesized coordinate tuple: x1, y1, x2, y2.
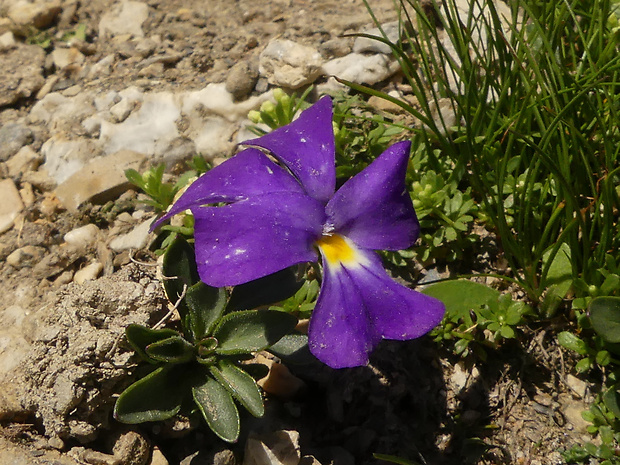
(325, 140, 419, 251)
(192, 192, 325, 287)
(151, 148, 304, 230)
(244, 96, 336, 204)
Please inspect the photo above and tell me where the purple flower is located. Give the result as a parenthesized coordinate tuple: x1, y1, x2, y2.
(154, 96, 445, 368)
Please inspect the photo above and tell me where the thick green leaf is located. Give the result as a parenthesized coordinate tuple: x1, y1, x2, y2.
(186, 282, 227, 340)
(557, 331, 589, 356)
(267, 333, 313, 365)
(162, 237, 200, 325)
(125, 324, 180, 364)
(210, 360, 264, 417)
(422, 280, 500, 320)
(603, 387, 620, 419)
(145, 336, 195, 363)
(213, 310, 298, 355)
(589, 297, 620, 343)
(227, 267, 304, 311)
(541, 243, 573, 317)
(114, 365, 186, 424)
(192, 375, 240, 443)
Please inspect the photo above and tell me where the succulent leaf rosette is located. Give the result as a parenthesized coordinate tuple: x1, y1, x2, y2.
(154, 96, 445, 368)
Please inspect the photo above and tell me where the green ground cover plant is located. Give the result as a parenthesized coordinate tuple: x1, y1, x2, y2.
(123, 0, 620, 460)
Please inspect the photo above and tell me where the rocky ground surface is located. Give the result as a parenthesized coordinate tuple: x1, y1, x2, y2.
(0, 0, 595, 464)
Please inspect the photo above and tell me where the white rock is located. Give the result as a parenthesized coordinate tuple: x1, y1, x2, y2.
(109, 219, 154, 252)
(322, 53, 400, 85)
(29, 91, 96, 130)
(0, 332, 30, 378)
(109, 97, 136, 122)
(6, 146, 41, 177)
(259, 39, 323, 89)
(98, 1, 149, 38)
(51, 47, 85, 70)
(73, 263, 103, 285)
(6, 246, 46, 268)
(181, 83, 271, 122)
(94, 91, 121, 112)
(0, 179, 24, 234)
(0, 31, 16, 51)
(566, 374, 588, 399)
(41, 136, 103, 185)
(88, 54, 116, 78)
(64, 224, 101, 249)
(353, 21, 401, 55)
(100, 91, 179, 157)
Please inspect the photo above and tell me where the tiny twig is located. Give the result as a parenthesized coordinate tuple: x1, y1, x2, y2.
(128, 250, 159, 267)
(153, 283, 187, 329)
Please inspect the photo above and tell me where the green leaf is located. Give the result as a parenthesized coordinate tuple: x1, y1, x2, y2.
(213, 310, 298, 355)
(589, 297, 620, 343)
(192, 375, 240, 443)
(145, 336, 195, 363)
(227, 267, 303, 312)
(422, 280, 500, 320)
(114, 365, 186, 424)
(557, 331, 589, 355)
(268, 333, 313, 365)
(186, 282, 227, 340)
(575, 357, 592, 373)
(162, 237, 200, 327)
(125, 324, 180, 364)
(209, 360, 264, 417)
(603, 387, 620, 419)
(499, 325, 515, 339)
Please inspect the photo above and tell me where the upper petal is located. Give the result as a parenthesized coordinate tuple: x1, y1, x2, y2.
(308, 239, 444, 368)
(243, 96, 336, 204)
(193, 192, 324, 287)
(325, 140, 419, 251)
(152, 148, 304, 229)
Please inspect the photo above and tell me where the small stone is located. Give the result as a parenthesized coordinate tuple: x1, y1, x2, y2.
(110, 98, 136, 123)
(566, 374, 588, 399)
(64, 224, 101, 249)
(0, 31, 16, 51)
(149, 447, 169, 465)
(81, 448, 121, 465)
(21, 169, 57, 192)
(8, 0, 62, 29)
(353, 21, 401, 55)
(322, 53, 400, 86)
(109, 219, 154, 252)
(259, 39, 323, 89)
(51, 47, 85, 70)
(0, 179, 25, 233)
(319, 38, 351, 58)
(6, 245, 47, 268)
(73, 262, 104, 284)
(0, 123, 34, 162)
(19, 182, 36, 207)
(256, 354, 305, 398)
(563, 401, 591, 433)
(243, 430, 300, 465)
(54, 149, 147, 212)
(99, 1, 150, 39)
(6, 146, 41, 177)
(226, 61, 259, 101)
(112, 430, 150, 465)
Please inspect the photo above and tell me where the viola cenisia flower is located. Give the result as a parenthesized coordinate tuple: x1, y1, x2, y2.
(153, 96, 445, 368)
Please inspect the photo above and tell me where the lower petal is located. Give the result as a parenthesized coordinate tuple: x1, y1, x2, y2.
(308, 245, 445, 368)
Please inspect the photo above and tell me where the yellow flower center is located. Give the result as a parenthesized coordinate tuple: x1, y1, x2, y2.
(316, 234, 357, 267)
